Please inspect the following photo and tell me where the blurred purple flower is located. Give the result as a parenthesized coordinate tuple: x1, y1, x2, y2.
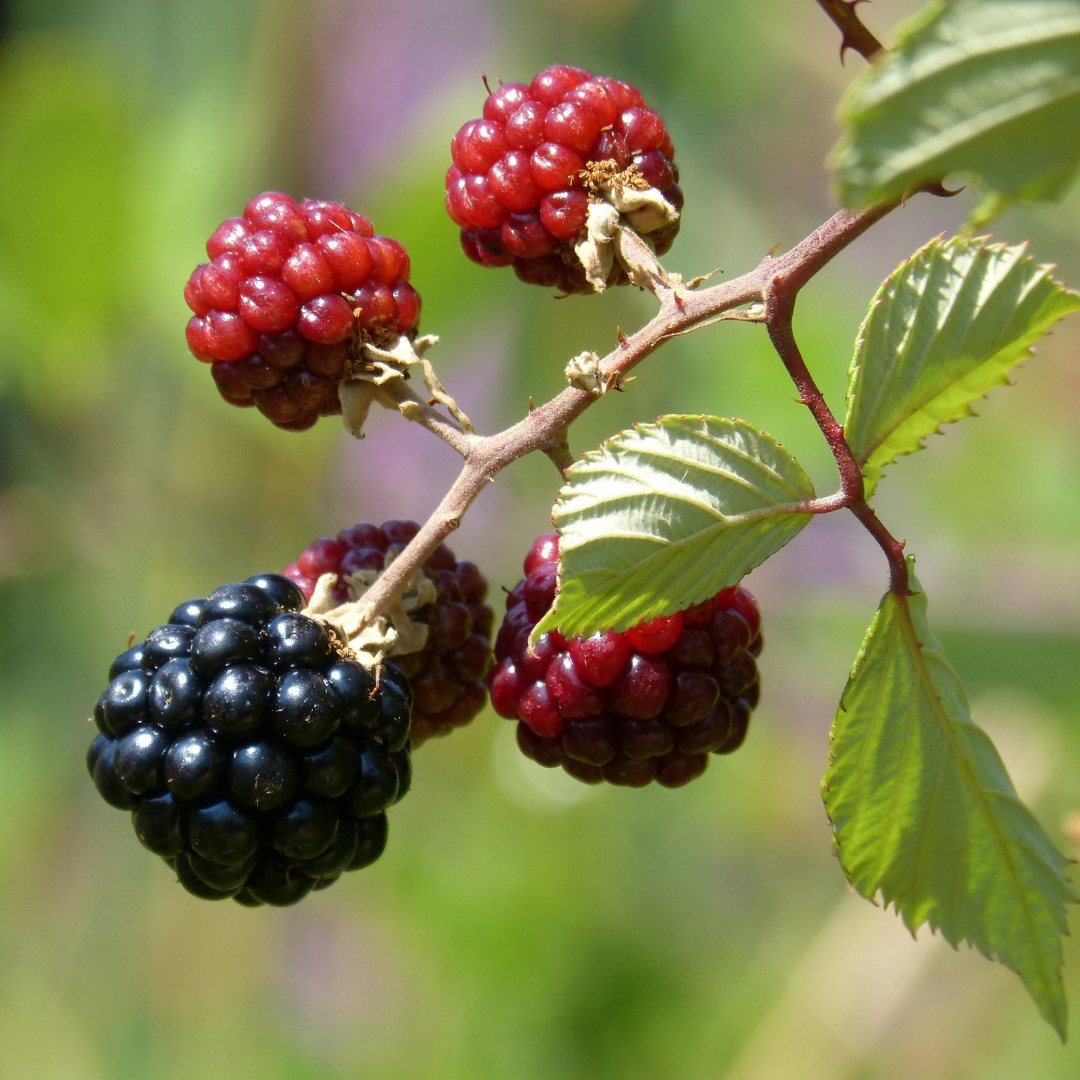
(309, 0, 497, 193)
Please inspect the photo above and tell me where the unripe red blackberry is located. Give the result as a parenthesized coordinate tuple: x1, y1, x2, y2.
(447, 67, 681, 293)
(87, 574, 412, 905)
(283, 521, 495, 747)
(185, 193, 422, 430)
(491, 535, 762, 787)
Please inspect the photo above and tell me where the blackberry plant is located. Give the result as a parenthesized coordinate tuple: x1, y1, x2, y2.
(84, 0, 1080, 1040)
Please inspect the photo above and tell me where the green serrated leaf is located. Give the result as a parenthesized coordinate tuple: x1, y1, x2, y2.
(533, 416, 814, 641)
(831, 0, 1080, 209)
(823, 559, 1076, 1039)
(844, 234, 1080, 497)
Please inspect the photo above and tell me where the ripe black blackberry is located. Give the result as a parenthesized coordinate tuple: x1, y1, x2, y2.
(489, 535, 762, 788)
(88, 572, 412, 905)
(282, 520, 495, 747)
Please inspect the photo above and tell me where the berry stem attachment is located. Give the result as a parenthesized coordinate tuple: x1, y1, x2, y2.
(815, 0, 885, 63)
(376, 380, 477, 457)
(358, 199, 914, 628)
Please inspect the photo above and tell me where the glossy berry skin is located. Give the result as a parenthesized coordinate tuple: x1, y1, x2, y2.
(85, 574, 414, 905)
(283, 521, 495, 748)
(185, 193, 423, 431)
(491, 534, 762, 788)
(448, 66, 681, 293)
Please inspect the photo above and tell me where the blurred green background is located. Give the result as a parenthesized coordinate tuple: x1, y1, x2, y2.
(2, 0, 1080, 1076)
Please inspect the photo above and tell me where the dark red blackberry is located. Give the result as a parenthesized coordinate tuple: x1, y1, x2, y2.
(447, 66, 681, 293)
(86, 571, 413, 905)
(282, 521, 495, 747)
(185, 193, 422, 430)
(491, 535, 762, 787)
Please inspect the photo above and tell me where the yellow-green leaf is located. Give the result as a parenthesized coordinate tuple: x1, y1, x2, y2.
(533, 416, 814, 641)
(844, 235, 1080, 497)
(823, 560, 1076, 1039)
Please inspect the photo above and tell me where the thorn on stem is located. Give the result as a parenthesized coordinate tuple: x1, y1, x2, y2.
(923, 180, 966, 199)
(768, 243, 781, 257)
(528, 396, 535, 411)
(616, 326, 628, 346)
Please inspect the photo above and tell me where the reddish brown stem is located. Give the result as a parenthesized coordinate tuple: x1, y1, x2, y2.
(815, 0, 884, 62)
(763, 284, 909, 596)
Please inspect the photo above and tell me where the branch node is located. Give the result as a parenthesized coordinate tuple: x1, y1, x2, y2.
(564, 351, 608, 395)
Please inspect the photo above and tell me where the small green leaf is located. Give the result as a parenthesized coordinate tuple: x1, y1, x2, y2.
(533, 416, 814, 641)
(831, 0, 1080, 209)
(844, 234, 1080, 497)
(823, 560, 1076, 1039)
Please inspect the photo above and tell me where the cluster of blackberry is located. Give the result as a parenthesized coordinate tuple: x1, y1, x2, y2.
(447, 65, 681, 292)
(87, 573, 412, 905)
(185, 192, 421, 431)
(283, 519, 495, 746)
(490, 535, 761, 787)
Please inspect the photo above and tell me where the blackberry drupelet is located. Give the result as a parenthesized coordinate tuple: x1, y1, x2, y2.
(86, 572, 413, 905)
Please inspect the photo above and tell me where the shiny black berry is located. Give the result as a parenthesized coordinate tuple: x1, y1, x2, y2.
(190, 618, 261, 679)
(298, 815, 358, 880)
(189, 851, 256, 892)
(229, 741, 297, 811)
(101, 669, 150, 735)
(265, 612, 330, 669)
(245, 572, 305, 612)
(189, 799, 258, 865)
(390, 746, 412, 803)
(168, 598, 206, 628)
(272, 798, 338, 860)
(245, 855, 314, 906)
(375, 685, 411, 753)
(271, 668, 341, 747)
(93, 743, 137, 809)
(302, 735, 360, 798)
(114, 725, 168, 794)
(88, 580, 415, 906)
(380, 662, 413, 711)
(175, 849, 242, 900)
(202, 664, 269, 736)
(132, 792, 185, 857)
(163, 730, 221, 801)
(351, 744, 399, 817)
(87, 733, 111, 777)
(348, 812, 388, 870)
(325, 659, 379, 727)
(201, 583, 279, 627)
(109, 644, 147, 680)
(142, 624, 196, 670)
(148, 658, 203, 729)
